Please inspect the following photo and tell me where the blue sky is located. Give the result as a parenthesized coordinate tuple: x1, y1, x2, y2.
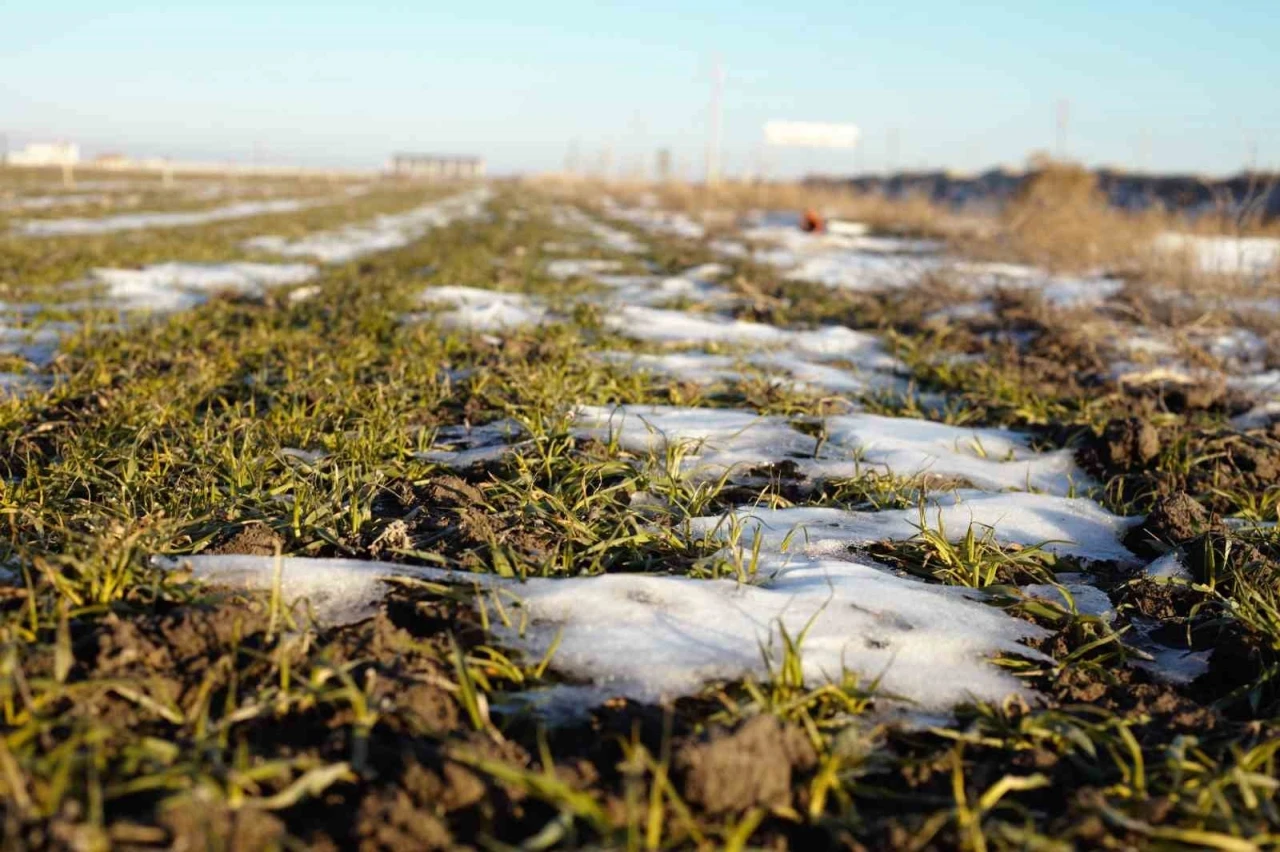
(1, 1, 1275, 176)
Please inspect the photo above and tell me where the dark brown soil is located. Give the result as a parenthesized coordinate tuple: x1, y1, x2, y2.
(1122, 492, 1211, 557)
(1079, 417, 1162, 473)
(674, 715, 817, 815)
(206, 521, 285, 555)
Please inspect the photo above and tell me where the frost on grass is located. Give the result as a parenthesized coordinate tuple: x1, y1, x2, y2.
(573, 404, 1087, 495)
(159, 552, 1049, 711)
(13, 198, 314, 236)
(246, 188, 490, 264)
(691, 491, 1137, 564)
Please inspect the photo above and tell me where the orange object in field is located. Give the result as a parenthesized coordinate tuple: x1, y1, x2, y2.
(801, 208, 825, 232)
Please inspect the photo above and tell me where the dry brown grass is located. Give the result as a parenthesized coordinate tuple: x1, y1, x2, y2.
(529, 174, 973, 240)
(533, 164, 1280, 295)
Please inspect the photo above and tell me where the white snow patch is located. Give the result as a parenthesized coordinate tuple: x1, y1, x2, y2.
(782, 253, 938, 292)
(605, 307, 901, 369)
(87, 262, 318, 313)
(573, 405, 1088, 495)
(0, 325, 69, 366)
(598, 350, 900, 395)
(158, 552, 1049, 711)
(1232, 400, 1280, 430)
(413, 286, 549, 331)
(549, 207, 647, 254)
(246, 189, 490, 264)
(692, 491, 1137, 564)
(417, 419, 525, 467)
(951, 262, 1125, 308)
(1146, 551, 1192, 581)
(601, 202, 707, 240)
(545, 259, 626, 279)
(1155, 233, 1280, 279)
(1019, 583, 1115, 620)
(0, 193, 110, 211)
(592, 265, 735, 307)
(14, 198, 313, 236)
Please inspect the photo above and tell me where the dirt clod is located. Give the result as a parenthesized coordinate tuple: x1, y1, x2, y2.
(675, 715, 817, 814)
(1122, 492, 1210, 557)
(207, 522, 284, 556)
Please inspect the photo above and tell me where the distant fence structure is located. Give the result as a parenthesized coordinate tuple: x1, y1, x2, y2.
(388, 154, 485, 181)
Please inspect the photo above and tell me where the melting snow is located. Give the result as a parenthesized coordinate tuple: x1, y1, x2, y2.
(574, 405, 1087, 495)
(600, 350, 902, 395)
(0, 325, 70, 366)
(1145, 550, 1192, 581)
(605, 307, 901, 366)
(691, 491, 1137, 564)
(14, 198, 314, 237)
(545, 258, 627, 279)
(246, 189, 490, 264)
(87, 262, 318, 313)
(0, 193, 110, 211)
(413, 287, 549, 331)
(158, 552, 1049, 711)
(1019, 583, 1115, 620)
(550, 206, 647, 254)
(417, 420, 526, 467)
(1155, 232, 1280, 279)
(601, 202, 707, 240)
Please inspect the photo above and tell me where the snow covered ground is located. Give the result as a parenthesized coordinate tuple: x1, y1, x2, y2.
(244, 188, 491, 263)
(189, 201, 1254, 715)
(0, 188, 488, 394)
(11, 198, 318, 237)
(1154, 232, 1280, 279)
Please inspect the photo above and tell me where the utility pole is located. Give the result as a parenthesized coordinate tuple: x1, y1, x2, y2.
(1055, 98, 1070, 160)
(1137, 128, 1152, 172)
(705, 56, 723, 185)
(886, 127, 900, 174)
(564, 139, 581, 176)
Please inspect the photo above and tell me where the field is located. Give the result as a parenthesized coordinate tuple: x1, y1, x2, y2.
(1, 165, 1279, 850)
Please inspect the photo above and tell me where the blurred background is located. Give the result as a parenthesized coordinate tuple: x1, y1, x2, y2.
(1, 1, 1275, 180)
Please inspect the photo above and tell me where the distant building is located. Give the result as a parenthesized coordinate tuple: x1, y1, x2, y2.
(388, 153, 485, 180)
(93, 153, 131, 169)
(5, 141, 80, 167)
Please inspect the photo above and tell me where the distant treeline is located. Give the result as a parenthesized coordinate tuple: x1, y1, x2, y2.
(809, 169, 1280, 220)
